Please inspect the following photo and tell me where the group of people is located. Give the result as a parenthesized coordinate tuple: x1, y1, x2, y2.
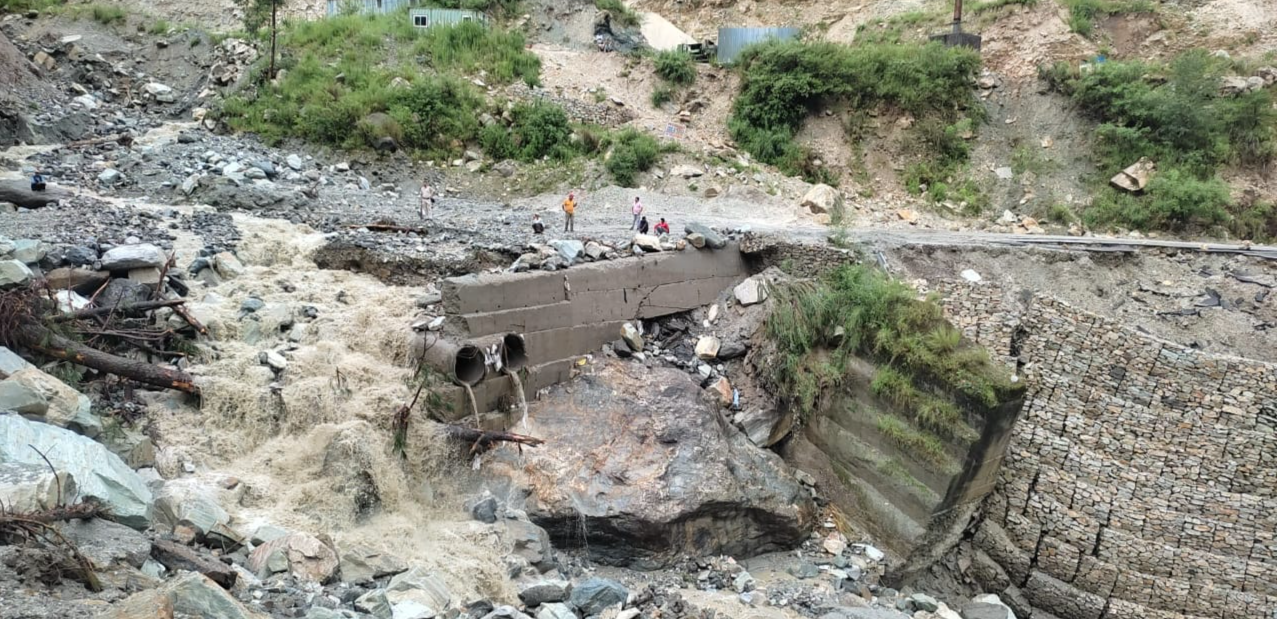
(527, 192, 670, 236)
(416, 180, 674, 238)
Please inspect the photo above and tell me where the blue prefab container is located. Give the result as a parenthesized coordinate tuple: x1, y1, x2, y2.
(326, 0, 413, 16)
(407, 8, 488, 28)
(716, 26, 801, 64)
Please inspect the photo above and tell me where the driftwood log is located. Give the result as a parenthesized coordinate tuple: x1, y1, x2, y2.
(0, 181, 71, 209)
(442, 424, 545, 448)
(12, 322, 200, 395)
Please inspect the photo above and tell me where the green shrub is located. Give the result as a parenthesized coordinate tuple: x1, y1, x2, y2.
(0, 0, 64, 12)
(148, 19, 171, 35)
(650, 84, 673, 107)
(730, 40, 980, 182)
(219, 13, 541, 155)
(90, 3, 126, 24)
(654, 50, 695, 85)
(1046, 50, 1275, 233)
(431, 0, 521, 14)
(480, 101, 574, 162)
(1061, 0, 1154, 37)
(1085, 169, 1232, 231)
(594, 0, 639, 28)
(604, 128, 662, 187)
(766, 264, 1017, 428)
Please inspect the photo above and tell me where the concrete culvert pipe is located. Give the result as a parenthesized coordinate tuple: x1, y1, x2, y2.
(501, 334, 528, 373)
(415, 333, 488, 387)
(452, 344, 487, 386)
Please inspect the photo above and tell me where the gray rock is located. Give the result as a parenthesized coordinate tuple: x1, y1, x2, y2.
(789, 561, 820, 579)
(686, 233, 706, 248)
(0, 461, 77, 513)
(98, 168, 123, 185)
(59, 517, 151, 568)
(483, 607, 533, 619)
(10, 239, 47, 264)
(471, 495, 499, 523)
(632, 233, 662, 252)
(100, 243, 165, 271)
(548, 239, 585, 266)
(733, 276, 768, 306)
(0, 379, 48, 416)
(98, 278, 152, 311)
(733, 571, 755, 593)
(910, 592, 940, 612)
(620, 322, 643, 352)
(819, 609, 910, 619)
(385, 567, 451, 617)
(153, 478, 230, 537)
(287, 154, 304, 171)
(518, 579, 572, 606)
(214, 251, 246, 279)
(0, 346, 32, 379)
(962, 602, 1015, 619)
(716, 339, 747, 360)
(355, 589, 392, 619)
(244, 166, 267, 180)
(5, 367, 99, 437)
(108, 571, 260, 619)
(0, 414, 152, 528)
(483, 362, 813, 568)
(339, 544, 409, 583)
(0, 259, 34, 287)
(504, 518, 555, 571)
(306, 609, 360, 619)
(535, 603, 578, 619)
(568, 578, 627, 616)
(253, 160, 276, 178)
(683, 222, 726, 249)
(583, 241, 609, 260)
(247, 533, 340, 583)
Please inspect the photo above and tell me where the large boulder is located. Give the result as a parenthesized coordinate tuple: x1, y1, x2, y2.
(102, 571, 266, 619)
(548, 240, 585, 266)
(0, 259, 33, 287)
(153, 478, 231, 537)
(0, 413, 152, 529)
(568, 578, 627, 616)
(247, 532, 339, 583)
(4, 367, 100, 437)
(481, 361, 815, 568)
(683, 222, 726, 249)
(0, 461, 77, 513)
(339, 544, 409, 583)
(384, 567, 452, 618)
(801, 184, 842, 215)
(100, 243, 166, 271)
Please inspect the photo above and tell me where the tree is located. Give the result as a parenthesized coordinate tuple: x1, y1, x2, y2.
(240, 0, 285, 80)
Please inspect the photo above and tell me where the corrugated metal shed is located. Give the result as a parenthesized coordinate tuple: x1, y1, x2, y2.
(716, 27, 800, 64)
(326, 0, 413, 16)
(407, 7, 488, 28)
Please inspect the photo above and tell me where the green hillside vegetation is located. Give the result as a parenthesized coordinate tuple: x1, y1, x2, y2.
(1042, 50, 1277, 235)
(729, 40, 982, 185)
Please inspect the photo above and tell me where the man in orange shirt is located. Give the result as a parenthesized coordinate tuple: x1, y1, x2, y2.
(562, 191, 577, 232)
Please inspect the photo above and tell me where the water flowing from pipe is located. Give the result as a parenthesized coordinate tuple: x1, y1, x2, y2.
(507, 371, 528, 429)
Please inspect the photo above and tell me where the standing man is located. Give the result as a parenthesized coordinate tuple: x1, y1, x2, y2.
(562, 191, 576, 232)
(631, 196, 644, 230)
(419, 181, 437, 220)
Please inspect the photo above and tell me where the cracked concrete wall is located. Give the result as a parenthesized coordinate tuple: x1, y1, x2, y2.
(912, 281, 1277, 619)
(437, 245, 749, 420)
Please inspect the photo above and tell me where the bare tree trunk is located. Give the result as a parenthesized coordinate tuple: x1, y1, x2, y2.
(269, 0, 277, 80)
(14, 323, 200, 395)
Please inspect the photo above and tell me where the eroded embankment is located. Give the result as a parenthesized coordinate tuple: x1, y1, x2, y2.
(743, 253, 1025, 556)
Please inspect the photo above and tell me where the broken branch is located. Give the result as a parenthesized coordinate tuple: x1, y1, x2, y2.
(56, 298, 187, 321)
(441, 425, 545, 448)
(350, 223, 429, 234)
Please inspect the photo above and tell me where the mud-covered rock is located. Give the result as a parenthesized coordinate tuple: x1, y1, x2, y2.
(248, 533, 339, 583)
(482, 361, 815, 568)
(102, 571, 264, 619)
